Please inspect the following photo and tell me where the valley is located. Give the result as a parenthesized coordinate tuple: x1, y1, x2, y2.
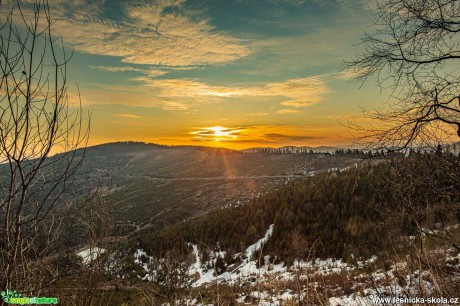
(76, 142, 364, 235)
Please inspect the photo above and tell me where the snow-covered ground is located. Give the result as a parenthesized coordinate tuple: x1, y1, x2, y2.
(189, 224, 274, 286)
(134, 248, 155, 280)
(77, 246, 106, 265)
(130, 225, 460, 305)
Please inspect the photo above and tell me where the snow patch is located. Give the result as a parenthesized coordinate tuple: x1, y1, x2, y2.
(77, 247, 105, 265)
(134, 248, 155, 280)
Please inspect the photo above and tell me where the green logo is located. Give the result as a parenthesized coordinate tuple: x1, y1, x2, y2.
(1, 289, 58, 305)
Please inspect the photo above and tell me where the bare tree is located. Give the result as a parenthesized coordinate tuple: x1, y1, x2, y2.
(78, 192, 114, 306)
(343, 0, 460, 151)
(343, 2, 460, 301)
(289, 229, 308, 305)
(0, 0, 89, 293)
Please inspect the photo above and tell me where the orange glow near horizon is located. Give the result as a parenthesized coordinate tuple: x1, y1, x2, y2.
(81, 123, 352, 151)
(81, 117, 460, 152)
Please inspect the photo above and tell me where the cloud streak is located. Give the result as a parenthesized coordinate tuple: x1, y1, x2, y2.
(91, 66, 145, 73)
(246, 112, 270, 116)
(73, 73, 330, 111)
(188, 125, 325, 144)
(138, 74, 331, 109)
(113, 113, 142, 119)
(276, 109, 298, 114)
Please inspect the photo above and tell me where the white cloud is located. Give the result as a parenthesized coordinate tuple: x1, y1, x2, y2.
(91, 66, 167, 78)
(139, 75, 331, 108)
(36, 0, 253, 68)
(276, 109, 298, 114)
(91, 66, 144, 73)
(113, 113, 142, 119)
(76, 74, 331, 110)
(337, 69, 361, 80)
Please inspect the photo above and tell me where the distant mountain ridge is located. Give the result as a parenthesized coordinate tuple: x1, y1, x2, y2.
(87, 141, 240, 154)
(241, 145, 340, 154)
(87, 142, 340, 155)
(241, 142, 460, 155)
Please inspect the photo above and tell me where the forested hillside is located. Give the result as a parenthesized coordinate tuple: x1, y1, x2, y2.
(45, 151, 460, 305)
(58, 142, 365, 234)
(135, 152, 460, 263)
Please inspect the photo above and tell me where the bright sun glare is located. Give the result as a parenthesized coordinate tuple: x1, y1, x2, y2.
(190, 126, 240, 142)
(210, 126, 230, 137)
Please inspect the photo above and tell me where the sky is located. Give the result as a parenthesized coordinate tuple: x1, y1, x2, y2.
(6, 0, 388, 149)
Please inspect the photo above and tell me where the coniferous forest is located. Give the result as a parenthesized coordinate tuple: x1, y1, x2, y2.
(135, 152, 460, 262)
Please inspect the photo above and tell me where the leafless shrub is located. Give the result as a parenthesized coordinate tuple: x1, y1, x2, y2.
(0, 0, 89, 294)
(343, 0, 460, 152)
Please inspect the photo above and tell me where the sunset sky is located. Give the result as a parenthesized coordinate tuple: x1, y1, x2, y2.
(22, 0, 387, 149)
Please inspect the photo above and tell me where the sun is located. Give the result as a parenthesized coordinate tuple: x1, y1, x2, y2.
(190, 126, 240, 142)
(210, 126, 231, 137)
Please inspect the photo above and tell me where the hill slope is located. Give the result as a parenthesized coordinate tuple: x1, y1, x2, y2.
(127, 153, 458, 265)
(74, 142, 365, 234)
(108, 153, 459, 304)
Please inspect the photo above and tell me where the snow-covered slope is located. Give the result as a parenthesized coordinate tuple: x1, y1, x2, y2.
(127, 225, 460, 305)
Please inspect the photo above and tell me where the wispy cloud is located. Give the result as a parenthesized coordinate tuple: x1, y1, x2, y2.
(35, 0, 252, 68)
(246, 112, 270, 116)
(113, 113, 142, 119)
(89, 65, 167, 79)
(276, 109, 298, 114)
(73, 73, 330, 111)
(137, 75, 331, 109)
(273, 77, 331, 107)
(262, 133, 322, 141)
(91, 66, 144, 73)
(337, 69, 361, 81)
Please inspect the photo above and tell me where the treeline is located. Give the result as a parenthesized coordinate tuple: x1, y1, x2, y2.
(334, 148, 377, 158)
(87, 141, 239, 156)
(242, 147, 404, 158)
(134, 153, 460, 263)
